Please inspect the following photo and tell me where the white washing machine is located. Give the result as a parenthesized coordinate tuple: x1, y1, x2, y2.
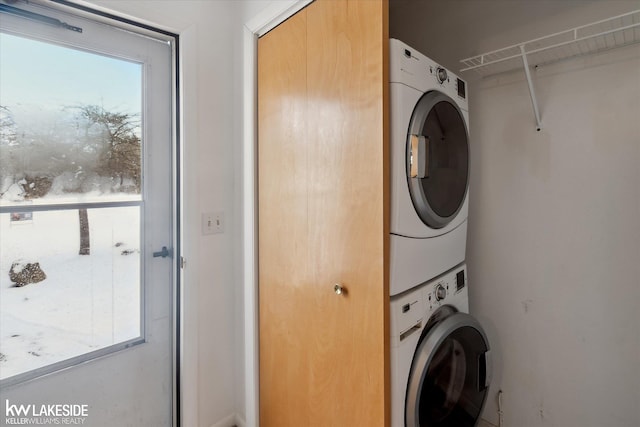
(390, 38, 471, 296)
(391, 265, 491, 427)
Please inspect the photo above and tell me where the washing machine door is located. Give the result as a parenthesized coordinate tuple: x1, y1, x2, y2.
(405, 309, 491, 427)
(406, 91, 469, 229)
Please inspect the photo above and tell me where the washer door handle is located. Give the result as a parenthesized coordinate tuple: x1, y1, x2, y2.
(478, 349, 492, 391)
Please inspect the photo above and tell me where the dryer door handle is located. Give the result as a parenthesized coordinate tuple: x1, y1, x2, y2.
(410, 135, 429, 179)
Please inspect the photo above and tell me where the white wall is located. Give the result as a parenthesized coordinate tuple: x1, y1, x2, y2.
(469, 44, 640, 427)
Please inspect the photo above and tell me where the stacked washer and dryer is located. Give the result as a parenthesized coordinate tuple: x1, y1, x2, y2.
(389, 39, 492, 427)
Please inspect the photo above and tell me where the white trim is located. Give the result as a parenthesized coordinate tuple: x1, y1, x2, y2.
(242, 2, 313, 427)
(245, 0, 313, 36)
(242, 24, 259, 427)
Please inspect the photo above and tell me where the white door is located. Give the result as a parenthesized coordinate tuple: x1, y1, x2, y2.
(0, 2, 176, 426)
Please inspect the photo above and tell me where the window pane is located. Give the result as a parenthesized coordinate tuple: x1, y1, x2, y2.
(0, 207, 141, 380)
(0, 33, 142, 206)
(0, 32, 145, 381)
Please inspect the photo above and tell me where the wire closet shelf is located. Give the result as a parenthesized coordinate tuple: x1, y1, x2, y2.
(460, 9, 640, 77)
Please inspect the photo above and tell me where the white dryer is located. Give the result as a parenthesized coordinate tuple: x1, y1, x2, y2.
(390, 265, 491, 427)
(389, 39, 471, 296)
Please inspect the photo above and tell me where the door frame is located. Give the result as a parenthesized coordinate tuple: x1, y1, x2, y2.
(242, 2, 313, 426)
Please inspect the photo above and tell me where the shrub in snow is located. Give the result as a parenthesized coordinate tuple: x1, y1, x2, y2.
(9, 261, 47, 287)
(22, 176, 53, 199)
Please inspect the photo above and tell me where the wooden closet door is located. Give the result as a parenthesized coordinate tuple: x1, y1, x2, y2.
(258, 1, 389, 426)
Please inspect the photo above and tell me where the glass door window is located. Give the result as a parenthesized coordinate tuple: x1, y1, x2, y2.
(0, 33, 145, 380)
(406, 311, 490, 427)
(406, 91, 469, 229)
(419, 327, 489, 426)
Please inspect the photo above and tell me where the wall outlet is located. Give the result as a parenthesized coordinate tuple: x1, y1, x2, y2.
(202, 211, 224, 235)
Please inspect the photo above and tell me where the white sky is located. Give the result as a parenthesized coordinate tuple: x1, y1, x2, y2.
(0, 32, 141, 114)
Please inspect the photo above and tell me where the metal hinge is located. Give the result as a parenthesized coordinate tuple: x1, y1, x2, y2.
(180, 256, 187, 269)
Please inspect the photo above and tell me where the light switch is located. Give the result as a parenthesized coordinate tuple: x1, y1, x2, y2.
(202, 211, 224, 235)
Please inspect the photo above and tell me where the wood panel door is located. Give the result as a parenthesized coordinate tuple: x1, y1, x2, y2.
(258, 0, 389, 426)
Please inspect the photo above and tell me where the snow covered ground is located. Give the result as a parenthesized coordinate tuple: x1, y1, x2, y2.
(0, 206, 140, 380)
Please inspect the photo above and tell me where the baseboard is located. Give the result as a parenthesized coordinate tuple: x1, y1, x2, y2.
(210, 413, 246, 427)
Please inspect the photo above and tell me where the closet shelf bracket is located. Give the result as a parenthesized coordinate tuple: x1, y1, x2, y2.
(519, 45, 542, 131)
(459, 9, 640, 131)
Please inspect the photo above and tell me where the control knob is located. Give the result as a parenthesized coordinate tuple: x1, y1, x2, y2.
(435, 284, 446, 301)
(436, 67, 448, 84)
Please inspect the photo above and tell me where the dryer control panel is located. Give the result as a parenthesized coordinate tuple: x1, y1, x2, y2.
(389, 38, 469, 110)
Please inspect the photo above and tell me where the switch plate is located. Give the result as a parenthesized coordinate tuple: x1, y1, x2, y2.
(202, 211, 224, 235)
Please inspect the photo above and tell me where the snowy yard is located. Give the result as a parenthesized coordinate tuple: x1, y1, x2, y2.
(0, 206, 141, 380)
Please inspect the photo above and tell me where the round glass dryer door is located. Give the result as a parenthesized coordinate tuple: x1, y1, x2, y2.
(405, 308, 491, 427)
(406, 91, 469, 229)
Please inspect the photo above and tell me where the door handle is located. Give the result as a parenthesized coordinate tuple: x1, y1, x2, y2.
(153, 246, 173, 258)
(334, 283, 347, 296)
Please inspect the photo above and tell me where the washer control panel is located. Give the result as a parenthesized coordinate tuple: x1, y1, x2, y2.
(391, 264, 470, 339)
(425, 265, 468, 312)
(436, 67, 448, 84)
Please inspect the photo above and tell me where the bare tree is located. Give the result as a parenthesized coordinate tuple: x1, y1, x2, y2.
(72, 106, 141, 256)
(75, 105, 141, 190)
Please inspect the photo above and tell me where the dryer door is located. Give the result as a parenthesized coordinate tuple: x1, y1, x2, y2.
(405, 311, 490, 427)
(406, 91, 469, 229)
